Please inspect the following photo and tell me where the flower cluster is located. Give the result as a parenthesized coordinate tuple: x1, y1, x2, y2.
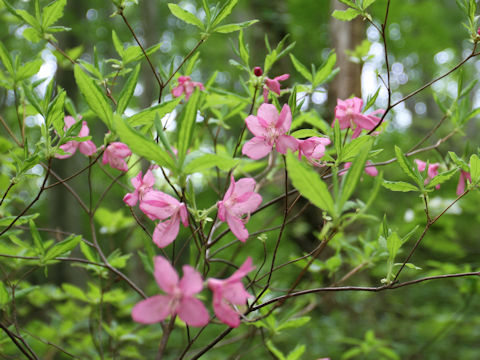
(132, 256, 254, 328)
(172, 75, 205, 100)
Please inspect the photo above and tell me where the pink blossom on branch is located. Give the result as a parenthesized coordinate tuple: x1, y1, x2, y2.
(217, 177, 262, 242)
(132, 256, 209, 327)
(55, 116, 97, 159)
(342, 160, 378, 177)
(207, 257, 254, 328)
(102, 142, 131, 172)
(123, 170, 155, 207)
(298, 136, 331, 165)
(242, 103, 299, 160)
(415, 159, 440, 189)
(263, 73, 289, 103)
(456, 170, 471, 195)
(172, 75, 205, 100)
(140, 190, 189, 248)
(333, 97, 385, 139)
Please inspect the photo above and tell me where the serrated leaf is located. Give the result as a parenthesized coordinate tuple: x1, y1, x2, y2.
(214, 20, 258, 33)
(313, 51, 336, 87)
(394, 146, 422, 186)
(74, 65, 113, 128)
(286, 151, 335, 216)
(114, 115, 176, 170)
(382, 180, 419, 192)
(448, 151, 469, 172)
(183, 154, 240, 174)
(128, 98, 181, 126)
(177, 89, 200, 166)
(0, 42, 14, 75)
(43, 235, 81, 262)
(16, 9, 41, 30)
(340, 135, 371, 162)
(15, 59, 42, 82)
(212, 0, 239, 28)
(427, 168, 458, 189)
(289, 54, 312, 82)
(362, 0, 377, 9)
(168, 3, 204, 29)
(238, 30, 249, 65)
(46, 90, 66, 134)
(29, 219, 44, 256)
(42, 0, 66, 29)
(116, 64, 140, 115)
(363, 87, 381, 112)
(332, 8, 361, 21)
(112, 30, 124, 57)
(469, 154, 480, 183)
(80, 241, 98, 263)
(22, 27, 42, 43)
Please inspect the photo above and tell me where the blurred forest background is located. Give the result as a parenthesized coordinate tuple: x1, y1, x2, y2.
(1, 0, 480, 359)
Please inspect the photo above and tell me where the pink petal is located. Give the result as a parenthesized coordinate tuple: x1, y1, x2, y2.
(257, 103, 279, 127)
(274, 73, 290, 82)
(131, 171, 143, 188)
(353, 113, 376, 130)
(232, 178, 256, 196)
(78, 121, 90, 137)
(143, 170, 155, 187)
(276, 104, 292, 133)
(179, 266, 203, 296)
(131, 295, 172, 324)
(217, 201, 227, 222)
(123, 192, 138, 206)
(242, 137, 273, 160)
(245, 115, 267, 137)
(364, 161, 378, 177)
(152, 214, 181, 248)
(275, 135, 299, 154)
(222, 282, 252, 305)
(263, 87, 269, 103)
(153, 256, 179, 294)
(56, 141, 78, 159)
(172, 85, 184, 98)
(79, 140, 97, 156)
(226, 214, 249, 242)
(140, 191, 180, 220)
(351, 97, 364, 113)
(229, 257, 255, 282)
(212, 294, 241, 328)
(231, 193, 262, 216)
(177, 297, 210, 327)
(179, 203, 189, 227)
(63, 116, 76, 129)
(265, 78, 281, 95)
(108, 142, 132, 158)
(415, 159, 426, 172)
(351, 126, 363, 139)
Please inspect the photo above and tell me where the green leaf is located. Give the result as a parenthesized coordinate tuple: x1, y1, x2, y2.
(394, 146, 422, 186)
(29, 219, 44, 256)
(114, 115, 176, 170)
(22, 27, 42, 43)
(286, 345, 306, 360)
(276, 316, 310, 332)
(0, 282, 9, 306)
(80, 241, 98, 263)
(15, 59, 42, 82)
(332, 8, 362, 21)
(286, 151, 335, 216)
(183, 154, 240, 174)
(338, 138, 372, 209)
(168, 3, 204, 29)
(42, 0, 66, 29)
(16, 9, 41, 30)
(382, 180, 419, 192)
(289, 54, 312, 82)
(116, 64, 140, 115)
(469, 154, 480, 184)
(62, 283, 89, 302)
(333, 117, 342, 160)
(449, 151, 469, 172)
(238, 30, 249, 66)
(177, 89, 201, 166)
(212, 0, 239, 28)
(112, 30, 124, 58)
(74, 65, 113, 128)
(341, 135, 371, 162)
(363, 87, 381, 112)
(427, 168, 458, 189)
(313, 51, 337, 87)
(362, 0, 378, 9)
(128, 98, 181, 126)
(43, 235, 81, 262)
(291, 129, 322, 139)
(214, 20, 258, 33)
(0, 42, 14, 75)
(266, 340, 285, 360)
(46, 89, 66, 134)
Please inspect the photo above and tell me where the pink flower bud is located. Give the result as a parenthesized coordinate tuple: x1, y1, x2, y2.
(253, 66, 263, 77)
(477, 27, 480, 36)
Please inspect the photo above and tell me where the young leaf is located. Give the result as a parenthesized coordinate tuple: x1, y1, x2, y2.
(286, 151, 335, 216)
(29, 219, 45, 256)
(116, 64, 140, 115)
(177, 89, 201, 166)
(114, 115, 176, 170)
(332, 8, 362, 21)
(46, 89, 66, 134)
(43, 235, 81, 262)
(0, 42, 14, 75)
(183, 154, 240, 174)
(340, 135, 371, 162)
(128, 98, 182, 126)
(313, 51, 337, 87)
(333, 118, 342, 161)
(211, 0, 239, 28)
(469, 154, 480, 183)
(168, 3, 204, 30)
(42, 0, 67, 29)
(15, 59, 43, 82)
(449, 151, 469, 172)
(289, 54, 312, 82)
(214, 20, 258, 33)
(238, 30, 249, 66)
(427, 168, 458, 189)
(394, 146, 422, 186)
(382, 180, 419, 192)
(74, 65, 113, 128)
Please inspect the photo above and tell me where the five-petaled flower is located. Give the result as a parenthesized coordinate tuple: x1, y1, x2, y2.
(207, 257, 254, 328)
(132, 256, 209, 327)
(242, 103, 299, 160)
(140, 190, 189, 248)
(102, 142, 131, 172)
(456, 170, 471, 195)
(56, 116, 97, 159)
(263, 74, 289, 103)
(415, 159, 440, 189)
(123, 170, 155, 207)
(298, 136, 331, 165)
(172, 75, 205, 100)
(334, 97, 384, 139)
(217, 177, 262, 242)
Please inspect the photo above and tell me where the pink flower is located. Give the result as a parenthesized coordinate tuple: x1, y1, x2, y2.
(298, 136, 331, 165)
(456, 170, 471, 195)
(263, 73, 289, 102)
(207, 257, 254, 328)
(102, 142, 131, 172)
(242, 103, 299, 160)
(333, 97, 384, 139)
(56, 116, 97, 159)
(172, 76, 205, 100)
(217, 177, 262, 242)
(415, 159, 440, 189)
(123, 170, 155, 207)
(140, 190, 189, 248)
(132, 256, 209, 327)
(342, 161, 378, 177)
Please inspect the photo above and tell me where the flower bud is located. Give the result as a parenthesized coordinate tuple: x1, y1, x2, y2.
(253, 66, 263, 77)
(477, 27, 480, 36)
